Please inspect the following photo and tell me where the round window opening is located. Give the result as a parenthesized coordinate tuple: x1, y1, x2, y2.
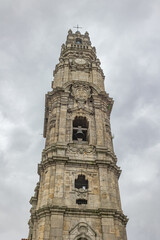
(76, 38, 82, 44)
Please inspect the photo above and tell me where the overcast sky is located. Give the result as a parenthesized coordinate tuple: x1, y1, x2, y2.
(0, 0, 160, 239)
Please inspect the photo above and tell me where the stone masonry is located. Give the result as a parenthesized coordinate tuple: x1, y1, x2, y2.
(28, 29, 128, 240)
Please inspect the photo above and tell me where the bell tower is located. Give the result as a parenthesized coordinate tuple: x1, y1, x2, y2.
(28, 29, 128, 240)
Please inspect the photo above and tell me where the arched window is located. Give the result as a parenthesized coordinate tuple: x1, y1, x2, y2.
(75, 175, 88, 205)
(73, 116, 88, 142)
(75, 175, 88, 189)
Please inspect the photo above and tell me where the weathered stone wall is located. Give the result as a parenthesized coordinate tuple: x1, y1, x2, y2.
(36, 161, 122, 213)
(28, 30, 128, 240)
(31, 212, 127, 240)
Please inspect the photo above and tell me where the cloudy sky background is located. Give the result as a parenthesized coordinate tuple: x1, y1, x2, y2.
(0, 0, 160, 239)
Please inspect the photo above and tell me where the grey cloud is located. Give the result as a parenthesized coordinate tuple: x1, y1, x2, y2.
(0, 0, 160, 240)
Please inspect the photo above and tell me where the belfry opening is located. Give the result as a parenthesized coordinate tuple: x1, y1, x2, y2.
(73, 116, 88, 141)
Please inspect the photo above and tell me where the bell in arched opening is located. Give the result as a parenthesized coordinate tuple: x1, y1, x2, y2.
(76, 126, 84, 139)
(73, 116, 88, 142)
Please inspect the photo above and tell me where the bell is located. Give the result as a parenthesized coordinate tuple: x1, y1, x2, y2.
(76, 126, 84, 139)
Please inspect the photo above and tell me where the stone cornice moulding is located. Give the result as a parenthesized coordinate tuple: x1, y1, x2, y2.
(30, 205, 128, 226)
(41, 144, 117, 163)
(38, 157, 121, 178)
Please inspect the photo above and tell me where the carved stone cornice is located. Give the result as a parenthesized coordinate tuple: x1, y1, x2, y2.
(42, 144, 117, 160)
(60, 45, 96, 61)
(38, 151, 120, 178)
(42, 144, 117, 162)
(38, 155, 68, 174)
(30, 205, 128, 226)
(42, 143, 67, 158)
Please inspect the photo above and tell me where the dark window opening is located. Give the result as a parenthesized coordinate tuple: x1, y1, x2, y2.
(76, 38, 82, 44)
(73, 116, 88, 141)
(76, 199, 87, 205)
(75, 175, 88, 189)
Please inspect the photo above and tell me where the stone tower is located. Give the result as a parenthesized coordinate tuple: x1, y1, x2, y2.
(28, 29, 128, 240)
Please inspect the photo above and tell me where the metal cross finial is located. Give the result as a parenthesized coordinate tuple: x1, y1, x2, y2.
(73, 24, 82, 31)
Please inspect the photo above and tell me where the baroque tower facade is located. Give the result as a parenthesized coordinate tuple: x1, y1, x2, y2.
(28, 30, 128, 240)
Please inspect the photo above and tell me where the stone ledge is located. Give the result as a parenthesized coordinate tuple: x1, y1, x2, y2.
(31, 205, 128, 226)
(42, 144, 117, 163)
(38, 157, 121, 178)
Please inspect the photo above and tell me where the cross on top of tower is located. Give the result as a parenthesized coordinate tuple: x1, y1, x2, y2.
(73, 24, 82, 31)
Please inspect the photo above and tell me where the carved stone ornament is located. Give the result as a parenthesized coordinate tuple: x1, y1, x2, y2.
(72, 83, 91, 102)
(74, 188, 88, 200)
(69, 222, 96, 240)
(75, 58, 86, 65)
(67, 144, 95, 155)
(49, 115, 56, 129)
